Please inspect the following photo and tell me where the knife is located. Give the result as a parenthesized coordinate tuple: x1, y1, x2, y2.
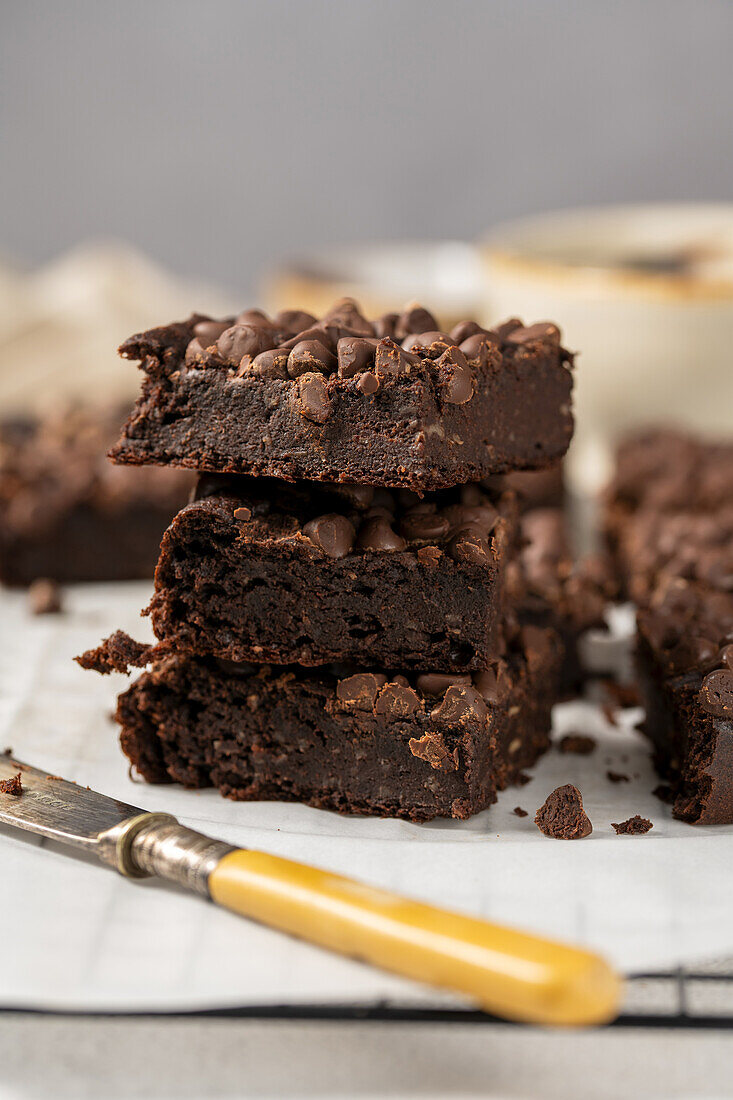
(0, 753, 621, 1025)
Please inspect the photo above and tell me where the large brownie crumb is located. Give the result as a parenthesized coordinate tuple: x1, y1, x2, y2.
(0, 773, 22, 796)
(512, 806, 528, 817)
(557, 733, 596, 755)
(612, 816, 653, 835)
(535, 784, 592, 839)
(75, 631, 159, 675)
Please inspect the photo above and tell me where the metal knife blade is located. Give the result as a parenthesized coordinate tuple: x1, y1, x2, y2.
(0, 751, 148, 855)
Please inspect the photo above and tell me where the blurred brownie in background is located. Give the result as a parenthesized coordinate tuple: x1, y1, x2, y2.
(0, 405, 193, 586)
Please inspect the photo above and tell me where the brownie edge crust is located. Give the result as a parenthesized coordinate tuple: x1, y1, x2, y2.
(115, 626, 561, 822)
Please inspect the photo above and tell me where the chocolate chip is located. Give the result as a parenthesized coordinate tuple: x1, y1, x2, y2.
(373, 312, 399, 339)
(450, 320, 485, 344)
(337, 337, 378, 378)
(236, 309, 272, 327)
(185, 338, 206, 364)
(493, 318, 523, 339)
(394, 304, 439, 340)
(436, 346, 474, 405)
(336, 673, 387, 711)
(375, 682, 422, 718)
(401, 331, 453, 353)
(505, 322, 561, 346)
(275, 309, 318, 334)
(296, 373, 332, 423)
(302, 513, 356, 559)
(233, 506, 252, 521)
(322, 298, 375, 337)
(415, 672, 472, 696)
(535, 785, 592, 840)
(699, 669, 733, 717)
(287, 339, 337, 378)
(458, 333, 496, 365)
(357, 371, 379, 395)
(408, 731, 459, 771)
(720, 644, 733, 670)
(280, 326, 336, 352)
(356, 516, 407, 552)
(216, 324, 274, 365)
(400, 507, 450, 542)
(194, 319, 231, 348)
(472, 662, 512, 705)
(430, 685, 487, 724)
(249, 349, 290, 379)
(374, 339, 420, 377)
(447, 528, 491, 565)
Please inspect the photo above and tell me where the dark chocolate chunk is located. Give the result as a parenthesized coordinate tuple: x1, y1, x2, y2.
(430, 685, 487, 724)
(374, 339, 420, 377)
(336, 672, 387, 711)
(337, 337, 378, 378)
(302, 514, 356, 559)
(296, 373, 332, 423)
(373, 312, 399, 339)
(356, 515, 407, 552)
(375, 682, 422, 718)
(287, 339, 337, 378)
(250, 349, 289, 379)
(322, 298, 375, 337)
(472, 662, 512, 704)
(408, 731, 459, 772)
(699, 669, 733, 717)
(436, 346, 474, 405)
(535, 784, 592, 839)
(216, 324, 274, 365)
(612, 815, 653, 835)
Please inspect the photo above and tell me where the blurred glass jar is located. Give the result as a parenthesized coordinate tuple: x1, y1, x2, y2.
(264, 241, 484, 331)
(481, 204, 733, 491)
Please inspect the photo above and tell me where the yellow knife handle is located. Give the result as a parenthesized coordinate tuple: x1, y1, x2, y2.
(208, 849, 621, 1026)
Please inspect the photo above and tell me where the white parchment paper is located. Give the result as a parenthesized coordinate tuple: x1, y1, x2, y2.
(2, 581, 733, 1013)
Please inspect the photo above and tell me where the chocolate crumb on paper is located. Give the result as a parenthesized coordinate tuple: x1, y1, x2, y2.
(0, 773, 23, 796)
(612, 816, 653, 835)
(535, 784, 592, 839)
(512, 806, 528, 818)
(606, 770, 629, 784)
(557, 733, 596, 755)
(28, 578, 62, 615)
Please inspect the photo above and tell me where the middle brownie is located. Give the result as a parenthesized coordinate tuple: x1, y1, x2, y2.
(148, 476, 516, 671)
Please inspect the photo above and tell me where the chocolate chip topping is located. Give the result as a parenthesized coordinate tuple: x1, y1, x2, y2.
(401, 331, 453, 353)
(472, 662, 512, 705)
(399, 506, 451, 542)
(302, 514, 356, 559)
(336, 672, 387, 711)
(415, 673, 472, 696)
(373, 312, 399, 339)
(505, 322, 561, 346)
(394, 305, 439, 340)
(358, 371, 379, 394)
(250, 349, 289, 379)
(436, 346, 474, 405)
(296, 373, 332, 423)
(450, 320, 484, 344)
(337, 337, 378, 378)
(287, 339, 337, 378)
(720, 644, 733, 670)
(535, 785, 593, 840)
(323, 297, 375, 337)
(374, 339, 420, 377)
(356, 515, 407, 552)
(375, 681, 422, 718)
(217, 324, 274, 365)
(275, 309, 317, 333)
(408, 731, 459, 771)
(699, 669, 733, 717)
(430, 685, 487, 724)
(193, 319, 231, 348)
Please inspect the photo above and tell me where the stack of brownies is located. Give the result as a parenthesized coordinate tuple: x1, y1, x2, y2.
(80, 299, 577, 821)
(604, 429, 733, 825)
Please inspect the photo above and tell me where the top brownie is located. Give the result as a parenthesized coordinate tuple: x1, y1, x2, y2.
(110, 299, 574, 489)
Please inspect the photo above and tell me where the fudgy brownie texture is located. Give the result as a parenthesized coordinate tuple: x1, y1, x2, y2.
(0, 405, 193, 586)
(637, 580, 733, 825)
(510, 506, 616, 692)
(110, 299, 575, 490)
(105, 624, 561, 821)
(604, 428, 733, 602)
(147, 476, 515, 671)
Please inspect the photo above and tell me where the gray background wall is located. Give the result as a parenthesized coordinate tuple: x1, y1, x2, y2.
(2, 0, 732, 296)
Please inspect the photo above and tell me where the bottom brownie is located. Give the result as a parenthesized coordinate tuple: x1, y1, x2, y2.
(637, 580, 733, 825)
(114, 625, 561, 821)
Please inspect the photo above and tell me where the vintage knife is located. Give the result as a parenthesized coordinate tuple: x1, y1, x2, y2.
(0, 753, 621, 1025)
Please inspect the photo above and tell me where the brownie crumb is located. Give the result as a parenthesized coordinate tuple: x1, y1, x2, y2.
(535, 784, 592, 839)
(28, 578, 62, 615)
(606, 770, 629, 784)
(514, 771, 532, 786)
(653, 783, 675, 804)
(0, 773, 23, 796)
(512, 806, 528, 817)
(75, 631, 158, 675)
(557, 733, 596, 755)
(612, 815, 653, 835)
